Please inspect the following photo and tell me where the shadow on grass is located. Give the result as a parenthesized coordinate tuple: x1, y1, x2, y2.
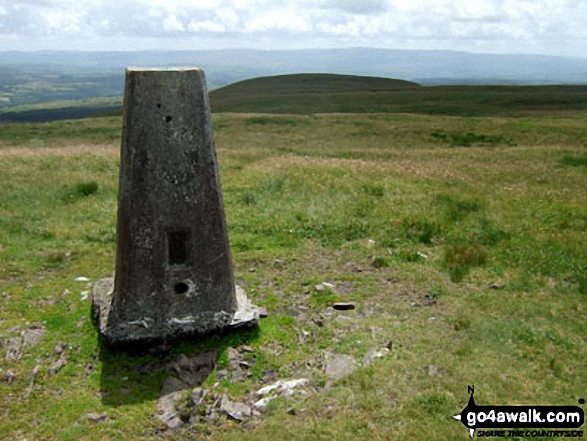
(97, 326, 260, 407)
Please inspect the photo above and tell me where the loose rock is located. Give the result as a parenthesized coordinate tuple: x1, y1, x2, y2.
(4, 337, 23, 361)
(23, 365, 40, 400)
(161, 376, 190, 395)
(257, 378, 309, 396)
(22, 324, 46, 348)
(325, 354, 356, 381)
(315, 282, 334, 292)
(157, 378, 189, 429)
(253, 396, 276, 411)
(49, 354, 67, 376)
(226, 347, 247, 382)
(220, 395, 252, 422)
(85, 413, 108, 423)
(239, 345, 255, 354)
(190, 387, 207, 407)
(333, 302, 356, 311)
(168, 352, 216, 387)
(363, 348, 390, 366)
(157, 391, 185, 429)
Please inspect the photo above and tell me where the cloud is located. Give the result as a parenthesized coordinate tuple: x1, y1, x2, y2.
(162, 14, 185, 32)
(216, 8, 239, 26)
(188, 20, 226, 33)
(45, 10, 83, 33)
(0, 0, 585, 56)
(323, 0, 389, 15)
(318, 21, 360, 37)
(244, 9, 310, 33)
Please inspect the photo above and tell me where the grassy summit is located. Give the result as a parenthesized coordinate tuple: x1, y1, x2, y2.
(210, 73, 422, 114)
(210, 74, 587, 116)
(1, 98, 587, 439)
(212, 73, 420, 95)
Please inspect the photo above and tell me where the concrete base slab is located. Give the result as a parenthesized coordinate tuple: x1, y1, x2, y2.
(92, 277, 260, 347)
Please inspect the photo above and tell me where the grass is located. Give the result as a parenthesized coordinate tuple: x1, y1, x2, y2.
(211, 75, 587, 117)
(4, 74, 587, 123)
(560, 153, 587, 168)
(0, 109, 586, 440)
(431, 130, 517, 147)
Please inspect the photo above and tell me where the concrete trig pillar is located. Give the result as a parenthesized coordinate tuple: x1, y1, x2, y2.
(92, 68, 259, 346)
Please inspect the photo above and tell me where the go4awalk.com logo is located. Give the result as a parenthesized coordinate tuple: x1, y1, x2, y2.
(453, 386, 585, 438)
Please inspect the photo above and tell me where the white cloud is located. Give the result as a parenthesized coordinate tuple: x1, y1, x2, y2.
(0, 0, 585, 56)
(45, 9, 82, 33)
(318, 21, 360, 37)
(216, 7, 239, 26)
(323, 0, 389, 15)
(144, 0, 224, 12)
(163, 13, 185, 32)
(245, 10, 309, 32)
(188, 20, 225, 32)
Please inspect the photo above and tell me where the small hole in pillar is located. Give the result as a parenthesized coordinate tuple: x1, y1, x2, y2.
(174, 282, 189, 294)
(157, 103, 161, 108)
(166, 115, 173, 123)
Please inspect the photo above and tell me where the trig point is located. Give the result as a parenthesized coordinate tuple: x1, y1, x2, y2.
(92, 68, 259, 346)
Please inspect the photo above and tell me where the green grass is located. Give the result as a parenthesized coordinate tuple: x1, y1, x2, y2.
(0, 110, 586, 440)
(5, 74, 587, 123)
(560, 153, 587, 168)
(211, 75, 587, 116)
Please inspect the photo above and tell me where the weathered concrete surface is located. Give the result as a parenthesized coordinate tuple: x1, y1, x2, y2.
(93, 68, 258, 345)
(92, 277, 259, 343)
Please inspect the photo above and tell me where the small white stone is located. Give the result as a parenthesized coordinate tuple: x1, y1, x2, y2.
(75, 277, 90, 282)
(363, 348, 390, 366)
(257, 382, 282, 396)
(256, 378, 309, 396)
(253, 396, 276, 411)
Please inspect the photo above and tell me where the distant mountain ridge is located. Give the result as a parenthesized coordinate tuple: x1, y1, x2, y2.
(1, 48, 586, 87)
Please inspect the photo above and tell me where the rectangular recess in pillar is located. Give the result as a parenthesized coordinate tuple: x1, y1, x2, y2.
(168, 230, 189, 265)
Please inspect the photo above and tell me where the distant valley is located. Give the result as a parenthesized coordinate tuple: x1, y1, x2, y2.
(1, 48, 587, 122)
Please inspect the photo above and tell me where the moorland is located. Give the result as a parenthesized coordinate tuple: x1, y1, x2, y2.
(0, 74, 586, 440)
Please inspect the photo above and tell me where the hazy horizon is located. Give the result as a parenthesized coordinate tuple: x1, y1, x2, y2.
(1, 1, 586, 58)
(0, 47, 586, 61)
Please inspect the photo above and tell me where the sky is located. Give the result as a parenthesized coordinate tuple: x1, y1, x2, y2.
(0, 0, 586, 57)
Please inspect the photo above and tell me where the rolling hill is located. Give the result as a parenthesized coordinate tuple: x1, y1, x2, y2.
(3, 73, 587, 122)
(210, 73, 422, 114)
(210, 74, 587, 116)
